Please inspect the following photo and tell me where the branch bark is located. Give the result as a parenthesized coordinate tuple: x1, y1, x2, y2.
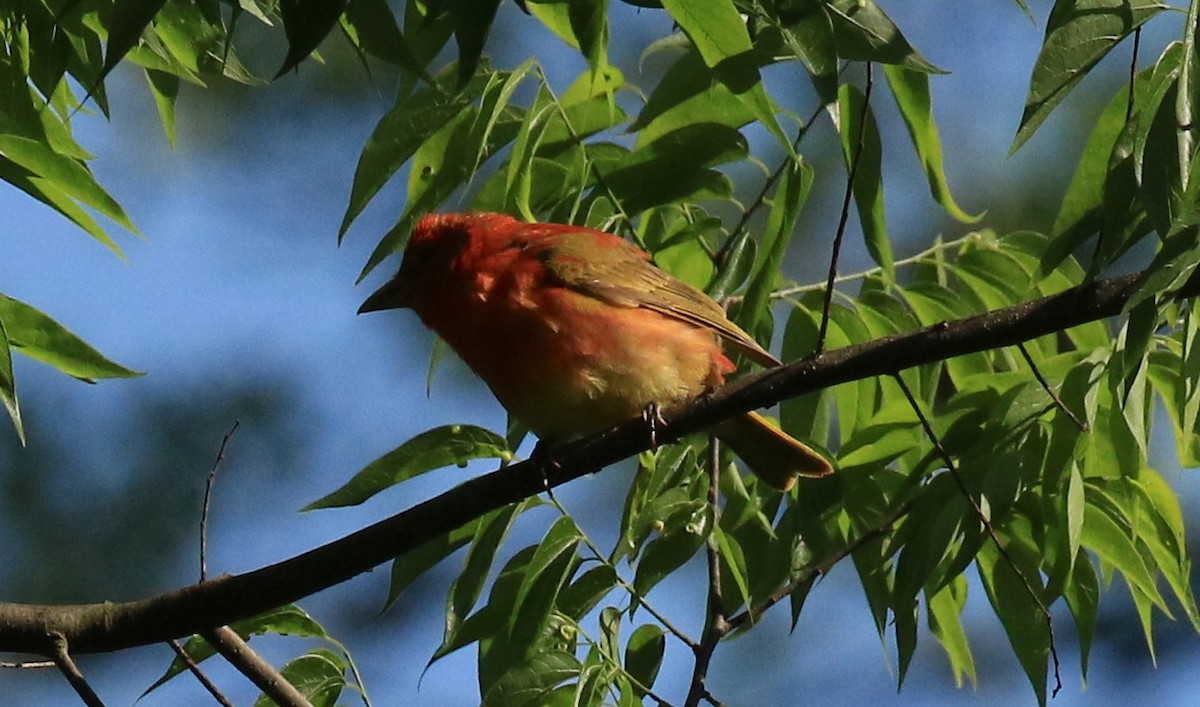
(0, 270, 1184, 656)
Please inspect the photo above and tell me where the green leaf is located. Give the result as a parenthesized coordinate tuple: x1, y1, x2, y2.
(0, 134, 135, 232)
(776, 0, 839, 109)
(484, 650, 580, 707)
(1063, 553, 1099, 682)
(144, 605, 330, 696)
(977, 541, 1049, 706)
(1127, 225, 1200, 311)
(633, 525, 706, 595)
(882, 65, 981, 223)
(0, 318, 23, 444)
(0, 294, 142, 381)
(838, 83, 893, 279)
(927, 575, 977, 688)
(339, 72, 482, 239)
(623, 624, 665, 696)
(100, 0, 170, 89)
(527, 0, 610, 74)
(600, 123, 744, 211)
(305, 424, 508, 509)
(275, 0, 350, 78)
(632, 48, 755, 146)
(387, 517, 484, 610)
(448, 0, 503, 88)
(1046, 69, 1142, 271)
(706, 227, 755, 302)
(826, 0, 943, 73)
(434, 546, 535, 669)
(144, 69, 179, 147)
(342, 0, 432, 80)
(1081, 497, 1167, 610)
(513, 516, 583, 617)
(449, 501, 532, 635)
(659, 0, 794, 156)
(0, 156, 121, 255)
(558, 564, 619, 619)
(737, 159, 812, 344)
(255, 649, 346, 707)
(714, 525, 752, 612)
(361, 75, 525, 277)
(1013, 0, 1164, 152)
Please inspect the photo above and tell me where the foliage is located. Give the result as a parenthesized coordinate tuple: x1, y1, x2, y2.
(5, 0, 1200, 705)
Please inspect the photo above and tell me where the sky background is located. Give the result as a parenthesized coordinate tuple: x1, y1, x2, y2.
(3, 2, 1200, 705)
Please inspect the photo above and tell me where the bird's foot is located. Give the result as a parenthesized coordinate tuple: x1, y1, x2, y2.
(530, 441, 562, 502)
(642, 402, 668, 451)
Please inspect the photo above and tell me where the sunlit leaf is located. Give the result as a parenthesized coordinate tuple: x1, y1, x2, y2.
(838, 83, 893, 279)
(0, 318, 23, 444)
(304, 424, 508, 509)
(883, 65, 982, 223)
(1013, 0, 1163, 152)
(826, 0, 943, 73)
(0, 294, 142, 382)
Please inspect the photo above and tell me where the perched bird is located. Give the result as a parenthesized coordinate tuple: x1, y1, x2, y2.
(360, 212, 832, 490)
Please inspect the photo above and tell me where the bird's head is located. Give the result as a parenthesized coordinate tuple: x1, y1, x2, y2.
(358, 212, 518, 314)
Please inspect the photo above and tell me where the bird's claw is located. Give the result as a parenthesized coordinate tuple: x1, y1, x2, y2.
(642, 402, 667, 451)
(530, 441, 562, 502)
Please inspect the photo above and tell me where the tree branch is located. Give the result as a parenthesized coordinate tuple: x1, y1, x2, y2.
(0, 270, 1189, 656)
(202, 626, 311, 707)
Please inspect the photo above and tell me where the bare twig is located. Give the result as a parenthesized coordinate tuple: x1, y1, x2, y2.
(817, 62, 874, 354)
(545, 493, 698, 649)
(168, 639, 234, 707)
(1126, 27, 1141, 125)
(1016, 342, 1088, 430)
(893, 374, 1062, 698)
(50, 633, 104, 707)
(727, 102, 825, 243)
(762, 233, 977, 301)
(726, 497, 917, 631)
(202, 627, 312, 707)
(684, 442, 728, 707)
(0, 659, 54, 668)
(201, 421, 240, 582)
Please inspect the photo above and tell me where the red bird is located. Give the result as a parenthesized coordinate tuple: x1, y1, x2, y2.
(360, 212, 832, 490)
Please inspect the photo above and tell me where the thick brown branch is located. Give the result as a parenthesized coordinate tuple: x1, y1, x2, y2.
(0, 270, 1186, 656)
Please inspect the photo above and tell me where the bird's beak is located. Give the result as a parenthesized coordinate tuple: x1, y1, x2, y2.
(358, 273, 412, 314)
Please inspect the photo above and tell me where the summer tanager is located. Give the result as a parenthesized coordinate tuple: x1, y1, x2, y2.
(360, 212, 832, 490)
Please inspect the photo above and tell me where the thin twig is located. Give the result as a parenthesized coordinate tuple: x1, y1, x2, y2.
(1126, 27, 1141, 125)
(168, 639, 234, 707)
(683, 442, 728, 707)
(759, 233, 977, 301)
(817, 62, 874, 354)
(0, 659, 54, 668)
(203, 626, 312, 707)
(727, 102, 825, 242)
(201, 421, 240, 582)
(50, 633, 105, 707)
(1016, 343, 1088, 430)
(893, 374, 1062, 698)
(726, 497, 917, 631)
(545, 493, 698, 649)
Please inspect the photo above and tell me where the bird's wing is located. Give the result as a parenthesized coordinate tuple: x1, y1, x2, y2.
(533, 228, 780, 368)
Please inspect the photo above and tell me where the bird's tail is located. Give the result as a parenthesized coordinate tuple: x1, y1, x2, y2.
(711, 411, 833, 491)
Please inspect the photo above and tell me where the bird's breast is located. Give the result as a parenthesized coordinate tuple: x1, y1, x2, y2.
(421, 275, 729, 441)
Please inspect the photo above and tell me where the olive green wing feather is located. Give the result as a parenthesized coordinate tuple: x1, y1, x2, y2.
(535, 229, 780, 367)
